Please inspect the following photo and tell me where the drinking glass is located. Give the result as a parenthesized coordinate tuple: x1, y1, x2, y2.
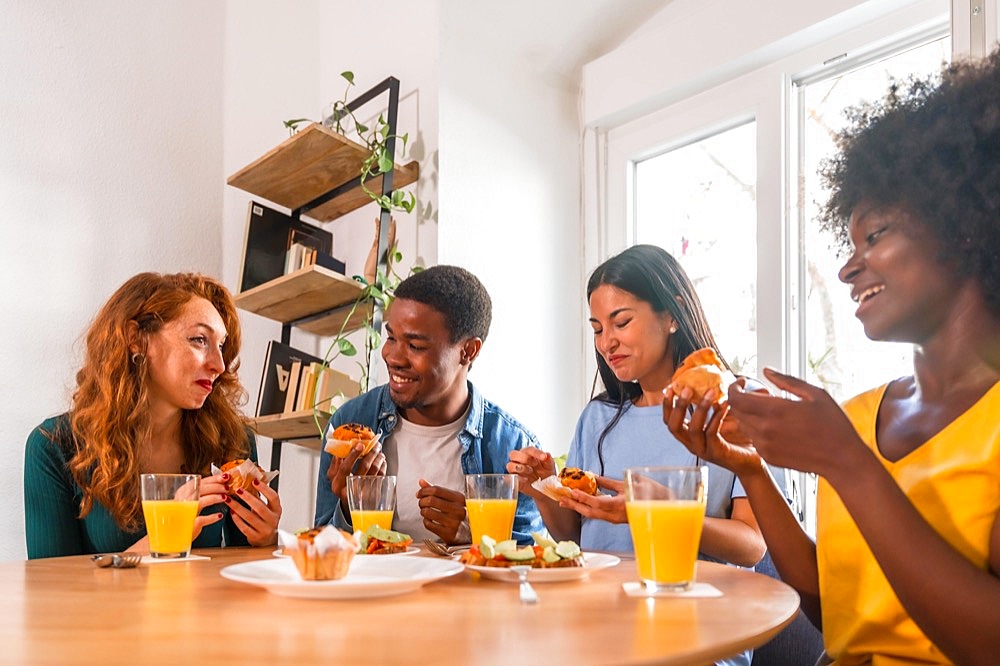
(141, 473, 200, 558)
(465, 473, 518, 544)
(624, 466, 708, 592)
(347, 475, 397, 534)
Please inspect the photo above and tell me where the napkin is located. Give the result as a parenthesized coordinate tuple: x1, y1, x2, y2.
(621, 581, 722, 598)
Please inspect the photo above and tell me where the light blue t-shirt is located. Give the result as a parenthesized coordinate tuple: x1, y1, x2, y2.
(566, 399, 747, 555)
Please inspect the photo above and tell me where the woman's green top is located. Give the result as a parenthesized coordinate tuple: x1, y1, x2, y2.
(24, 414, 258, 559)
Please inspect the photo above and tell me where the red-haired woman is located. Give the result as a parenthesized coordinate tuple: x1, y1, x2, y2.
(24, 272, 281, 558)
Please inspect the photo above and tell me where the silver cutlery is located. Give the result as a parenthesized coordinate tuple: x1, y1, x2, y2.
(509, 565, 539, 604)
(91, 552, 143, 569)
(423, 539, 469, 557)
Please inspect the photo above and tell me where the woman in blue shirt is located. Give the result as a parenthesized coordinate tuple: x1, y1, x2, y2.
(509, 245, 767, 562)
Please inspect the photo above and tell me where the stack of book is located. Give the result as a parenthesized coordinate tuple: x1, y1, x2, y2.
(239, 201, 345, 293)
(283, 240, 346, 276)
(256, 340, 360, 417)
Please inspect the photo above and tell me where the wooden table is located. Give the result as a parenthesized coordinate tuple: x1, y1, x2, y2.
(0, 546, 799, 665)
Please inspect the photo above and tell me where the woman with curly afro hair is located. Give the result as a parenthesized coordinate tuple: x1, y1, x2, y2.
(664, 48, 1000, 664)
(24, 272, 282, 558)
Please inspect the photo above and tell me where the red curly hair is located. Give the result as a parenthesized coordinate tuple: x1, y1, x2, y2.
(67, 272, 249, 531)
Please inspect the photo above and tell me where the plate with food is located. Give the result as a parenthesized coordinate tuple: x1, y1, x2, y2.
(221, 556, 463, 599)
(357, 525, 416, 555)
(458, 533, 620, 583)
(275, 546, 418, 558)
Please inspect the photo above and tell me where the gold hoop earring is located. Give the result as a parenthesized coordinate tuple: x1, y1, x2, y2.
(131, 352, 144, 365)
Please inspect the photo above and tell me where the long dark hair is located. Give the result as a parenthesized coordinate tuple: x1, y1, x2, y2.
(587, 245, 726, 473)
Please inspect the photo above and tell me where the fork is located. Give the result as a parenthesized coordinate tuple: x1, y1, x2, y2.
(423, 540, 469, 557)
(509, 565, 539, 604)
(91, 552, 143, 569)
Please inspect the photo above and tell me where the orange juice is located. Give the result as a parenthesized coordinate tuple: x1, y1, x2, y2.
(350, 509, 395, 533)
(626, 499, 706, 586)
(142, 499, 199, 555)
(466, 498, 517, 543)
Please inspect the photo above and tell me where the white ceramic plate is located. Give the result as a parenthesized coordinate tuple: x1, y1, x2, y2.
(462, 552, 621, 583)
(221, 556, 463, 599)
(272, 546, 419, 558)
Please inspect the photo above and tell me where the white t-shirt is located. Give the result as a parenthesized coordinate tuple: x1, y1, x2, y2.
(386, 411, 470, 542)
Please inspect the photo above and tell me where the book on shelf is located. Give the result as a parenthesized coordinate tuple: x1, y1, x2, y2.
(283, 243, 347, 276)
(238, 201, 341, 293)
(282, 359, 303, 414)
(255, 340, 361, 417)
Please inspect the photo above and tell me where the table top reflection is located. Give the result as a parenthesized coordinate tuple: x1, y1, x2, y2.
(0, 546, 799, 665)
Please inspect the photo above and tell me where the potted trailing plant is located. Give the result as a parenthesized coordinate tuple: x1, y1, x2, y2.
(281, 71, 420, 437)
(284, 71, 416, 215)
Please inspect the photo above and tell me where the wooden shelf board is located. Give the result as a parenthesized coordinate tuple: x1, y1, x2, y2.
(249, 410, 327, 450)
(226, 122, 419, 222)
(234, 264, 372, 336)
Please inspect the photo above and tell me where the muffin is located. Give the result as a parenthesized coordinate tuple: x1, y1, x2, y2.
(280, 526, 359, 581)
(324, 423, 380, 458)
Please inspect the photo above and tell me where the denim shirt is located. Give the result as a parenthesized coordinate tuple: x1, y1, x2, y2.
(314, 381, 544, 544)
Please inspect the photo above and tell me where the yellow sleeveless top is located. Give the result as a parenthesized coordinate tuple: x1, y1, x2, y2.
(817, 380, 1000, 665)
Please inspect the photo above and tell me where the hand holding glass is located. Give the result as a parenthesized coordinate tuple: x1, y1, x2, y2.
(465, 473, 518, 544)
(347, 475, 397, 533)
(625, 466, 708, 592)
(141, 473, 200, 558)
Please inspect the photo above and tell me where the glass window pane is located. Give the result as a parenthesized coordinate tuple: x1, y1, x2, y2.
(634, 122, 758, 376)
(799, 38, 949, 401)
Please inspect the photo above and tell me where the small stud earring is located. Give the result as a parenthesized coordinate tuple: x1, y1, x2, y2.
(669, 325, 677, 334)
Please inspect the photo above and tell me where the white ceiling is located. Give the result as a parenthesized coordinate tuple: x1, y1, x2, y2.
(467, 0, 673, 82)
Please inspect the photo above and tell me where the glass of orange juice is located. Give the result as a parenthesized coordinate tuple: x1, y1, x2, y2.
(624, 466, 708, 592)
(347, 475, 397, 534)
(465, 473, 518, 544)
(141, 473, 200, 558)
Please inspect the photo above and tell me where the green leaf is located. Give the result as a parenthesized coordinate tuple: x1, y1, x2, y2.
(356, 121, 368, 134)
(337, 338, 358, 356)
(378, 152, 393, 173)
(341, 71, 355, 85)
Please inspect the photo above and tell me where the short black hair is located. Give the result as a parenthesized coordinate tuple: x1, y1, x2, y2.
(393, 265, 492, 343)
(819, 47, 1000, 317)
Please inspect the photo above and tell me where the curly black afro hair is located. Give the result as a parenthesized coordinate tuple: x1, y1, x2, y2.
(393, 264, 492, 343)
(818, 47, 1000, 318)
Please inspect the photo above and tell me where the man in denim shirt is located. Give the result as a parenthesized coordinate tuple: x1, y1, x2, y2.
(314, 265, 543, 545)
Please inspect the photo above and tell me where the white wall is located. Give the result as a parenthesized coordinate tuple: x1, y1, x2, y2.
(0, 1, 226, 561)
(438, 1, 586, 456)
(221, 0, 322, 534)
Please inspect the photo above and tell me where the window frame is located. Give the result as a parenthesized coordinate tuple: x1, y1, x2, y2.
(599, 1, 951, 382)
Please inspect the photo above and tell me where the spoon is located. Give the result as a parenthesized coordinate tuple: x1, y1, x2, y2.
(91, 552, 143, 569)
(509, 565, 539, 604)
